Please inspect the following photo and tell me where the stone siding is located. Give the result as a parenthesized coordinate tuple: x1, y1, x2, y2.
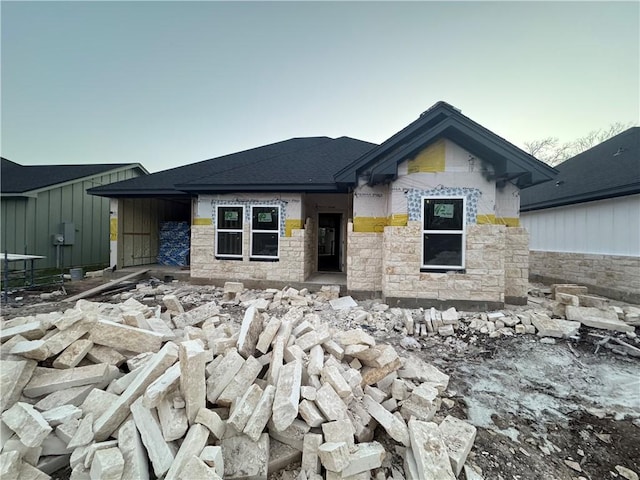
(382, 222, 506, 305)
(190, 224, 307, 283)
(504, 227, 529, 304)
(529, 251, 640, 304)
(347, 224, 383, 294)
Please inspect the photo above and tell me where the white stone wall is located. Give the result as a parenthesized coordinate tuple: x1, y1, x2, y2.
(190, 224, 307, 283)
(504, 227, 529, 302)
(346, 223, 383, 293)
(381, 222, 506, 303)
(529, 250, 640, 303)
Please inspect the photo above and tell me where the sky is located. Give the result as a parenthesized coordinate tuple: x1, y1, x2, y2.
(1, 1, 638, 173)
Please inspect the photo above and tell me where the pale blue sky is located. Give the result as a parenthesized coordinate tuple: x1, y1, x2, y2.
(2, 1, 638, 172)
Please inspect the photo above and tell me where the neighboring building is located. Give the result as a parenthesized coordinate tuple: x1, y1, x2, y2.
(89, 101, 556, 309)
(520, 127, 640, 303)
(1, 158, 147, 271)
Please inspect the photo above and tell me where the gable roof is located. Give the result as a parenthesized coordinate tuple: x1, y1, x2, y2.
(520, 127, 640, 212)
(89, 137, 377, 197)
(1, 158, 147, 195)
(335, 101, 557, 189)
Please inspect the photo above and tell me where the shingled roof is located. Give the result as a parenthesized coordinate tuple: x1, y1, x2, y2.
(1, 158, 146, 195)
(88, 137, 377, 197)
(520, 127, 640, 211)
(335, 101, 557, 189)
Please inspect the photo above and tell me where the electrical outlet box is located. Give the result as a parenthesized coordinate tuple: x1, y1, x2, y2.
(62, 222, 75, 245)
(52, 233, 65, 245)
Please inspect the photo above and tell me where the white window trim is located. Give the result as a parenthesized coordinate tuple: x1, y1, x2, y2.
(421, 196, 466, 270)
(215, 205, 244, 259)
(250, 205, 280, 260)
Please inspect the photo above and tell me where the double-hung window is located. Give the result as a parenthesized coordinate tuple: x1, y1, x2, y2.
(216, 206, 244, 259)
(251, 206, 280, 260)
(422, 197, 466, 271)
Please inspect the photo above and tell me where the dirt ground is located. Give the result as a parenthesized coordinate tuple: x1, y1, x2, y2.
(2, 278, 639, 480)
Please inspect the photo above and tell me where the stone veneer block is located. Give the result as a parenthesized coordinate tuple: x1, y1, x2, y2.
(52, 339, 94, 369)
(318, 442, 350, 473)
(221, 433, 269, 480)
(307, 345, 324, 376)
(408, 419, 456, 480)
(195, 408, 225, 441)
(301, 433, 323, 474)
(227, 383, 263, 432)
(244, 385, 276, 442)
(256, 317, 282, 354)
(179, 340, 206, 424)
(2, 402, 52, 448)
(206, 348, 244, 404)
(298, 400, 325, 428)
(116, 417, 150, 480)
(237, 306, 263, 358)
(164, 424, 209, 480)
(315, 383, 348, 422)
(334, 329, 375, 347)
(0, 360, 37, 412)
(200, 445, 224, 477)
(89, 447, 124, 480)
(162, 294, 184, 314)
(360, 357, 402, 386)
(157, 396, 188, 442)
(86, 345, 126, 367)
(565, 306, 634, 332)
(363, 395, 409, 447)
(217, 355, 262, 407)
(178, 456, 221, 480)
(322, 419, 355, 449)
(321, 365, 352, 399)
(130, 398, 175, 477)
(341, 441, 386, 477)
(271, 360, 302, 432)
(267, 419, 310, 451)
(89, 320, 164, 354)
(172, 301, 220, 329)
(438, 415, 477, 477)
(93, 342, 179, 442)
(398, 359, 449, 393)
(143, 362, 181, 408)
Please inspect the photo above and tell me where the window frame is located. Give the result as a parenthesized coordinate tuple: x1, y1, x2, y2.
(250, 205, 280, 261)
(215, 205, 244, 259)
(421, 196, 466, 271)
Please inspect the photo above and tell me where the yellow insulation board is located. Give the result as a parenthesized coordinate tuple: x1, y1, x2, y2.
(407, 140, 445, 173)
(477, 214, 520, 227)
(285, 219, 304, 237)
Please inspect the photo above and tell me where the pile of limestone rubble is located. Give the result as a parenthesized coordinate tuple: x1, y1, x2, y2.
(1, 280, 638, 480)
(1, 282, 478, 480)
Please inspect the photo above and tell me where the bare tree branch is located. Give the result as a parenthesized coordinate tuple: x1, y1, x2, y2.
(525, 122, 635, 166)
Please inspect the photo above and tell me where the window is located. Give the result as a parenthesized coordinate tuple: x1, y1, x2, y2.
(251, 206, 279, 260)
(422, 197, 465, 270)
(216, 206, 243, 258)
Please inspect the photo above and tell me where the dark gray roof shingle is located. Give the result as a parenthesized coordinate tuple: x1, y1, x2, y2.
(520, 127, 640, 211)
(89, 137, 377, 196)
(1, 158, 139, 194)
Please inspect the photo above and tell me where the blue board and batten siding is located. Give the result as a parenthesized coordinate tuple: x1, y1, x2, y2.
(1, 167, 143, 270)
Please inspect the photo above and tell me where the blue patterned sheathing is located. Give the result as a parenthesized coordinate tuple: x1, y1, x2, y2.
(157, 221, 190, 266)
(405, 187, 482, 224)
(209, 199, 287, 236)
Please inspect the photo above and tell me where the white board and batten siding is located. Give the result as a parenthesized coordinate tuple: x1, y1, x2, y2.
(521, 194, 640, 256)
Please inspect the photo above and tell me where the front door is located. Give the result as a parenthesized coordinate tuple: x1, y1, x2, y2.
(318, 213, 341, 271)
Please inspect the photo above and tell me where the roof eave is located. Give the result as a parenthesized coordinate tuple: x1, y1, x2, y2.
(88, 188, 191, 198)
(176, 183, 347, 193)
(521, 184, 640, 212)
